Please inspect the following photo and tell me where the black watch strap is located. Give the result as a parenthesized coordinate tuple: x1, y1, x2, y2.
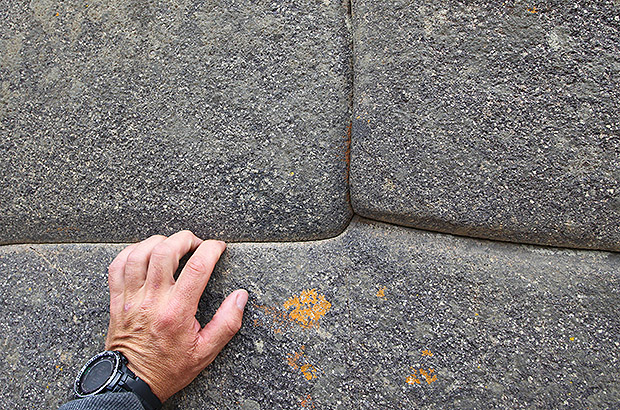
(116, 359, 162, 410)
(123, 373, 162, 410)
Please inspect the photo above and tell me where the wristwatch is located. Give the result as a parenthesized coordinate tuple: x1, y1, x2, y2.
(73, 351, 162, 410)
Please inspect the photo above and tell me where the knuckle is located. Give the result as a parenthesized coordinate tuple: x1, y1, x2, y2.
(154, 311, 176, 330)
(150, 242, 174, 261)
(125, 250, 146, 266)
(185, 256, 206, 276)
(149, 234, 167, 242)
(177, 230, 197, 244)
(179, 229, 196, 238)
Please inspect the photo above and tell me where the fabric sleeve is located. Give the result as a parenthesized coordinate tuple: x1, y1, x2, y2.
(58, 392, 145, 410)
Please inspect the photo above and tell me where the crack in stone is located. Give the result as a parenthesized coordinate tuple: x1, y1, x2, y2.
(28, 246, 70, 277)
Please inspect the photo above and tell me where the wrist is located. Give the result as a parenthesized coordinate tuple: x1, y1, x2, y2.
(74, 351, 162, 410)
(124, 362, 168, 403)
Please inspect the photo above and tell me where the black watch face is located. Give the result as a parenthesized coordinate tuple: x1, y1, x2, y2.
(79, 357, 115, 394)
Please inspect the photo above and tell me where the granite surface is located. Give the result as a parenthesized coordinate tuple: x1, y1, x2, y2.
(2, 218, 618, 409)
(0, 0, 352, 244)
(351, 0, 620, 251)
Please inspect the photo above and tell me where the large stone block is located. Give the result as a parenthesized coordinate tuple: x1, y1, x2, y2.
(351, 0, 620, 251)
(2, 218, 618, 408)
(0, 0, 352, 244)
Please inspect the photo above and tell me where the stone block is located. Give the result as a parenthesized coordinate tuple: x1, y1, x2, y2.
(351, 0, 620, 251)
(0, 0, 352, 244)
(2, 218, 618, 408)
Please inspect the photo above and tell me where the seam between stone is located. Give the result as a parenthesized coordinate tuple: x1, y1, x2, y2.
(4, 216, 618, 255)
(352, 215, 620, 254)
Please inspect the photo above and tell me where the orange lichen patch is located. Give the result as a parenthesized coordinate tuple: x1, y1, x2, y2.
(283, 289, 332, 329)
(407, 367, 437, 385)
(254, 303, 295, 334)
(376, 286, 386, 298)
(406, 372, 421, 385)
(300, 364, 317, 380)
(287, 346, 306, 370)
(419, 368, 437, 385)
(422, 349, 433, 357)
(287, 346, 320, 381)
(527, 6, 538, 13)
(300, 394, 316, 408)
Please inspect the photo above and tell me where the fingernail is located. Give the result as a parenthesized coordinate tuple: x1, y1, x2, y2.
(235, 290, 248, 311)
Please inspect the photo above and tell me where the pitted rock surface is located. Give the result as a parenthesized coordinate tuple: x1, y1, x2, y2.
(0, 0, 352, 244)
(351, 0, 620, 251)
(1, 219, 618, 409)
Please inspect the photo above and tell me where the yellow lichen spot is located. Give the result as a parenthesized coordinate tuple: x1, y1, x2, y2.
(569, 337, 575, 341)
(28, 287, 32, 291)
(528, 6, 538, 13)
(287, 346, 319, 381)
(475, 313, 479, 316)
(287, 346, 305, 370)
(290, 171, 295, 176)
(419, 368, 437, 384)
(300, 394, 315, 408)
(406, 367, 422, 385)
(422, 349, 433, 357)
(406, 373, 421, 385)
(300, 363, 317, 380)
(46, 385, 49, 389)
(283, 289, 331, 329)
(376, 286, 386, 298)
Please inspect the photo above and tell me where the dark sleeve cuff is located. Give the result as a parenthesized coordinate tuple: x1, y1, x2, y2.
(58, 392, 145, 410)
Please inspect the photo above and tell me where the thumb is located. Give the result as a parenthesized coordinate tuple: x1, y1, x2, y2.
(197, 289, 248, 359)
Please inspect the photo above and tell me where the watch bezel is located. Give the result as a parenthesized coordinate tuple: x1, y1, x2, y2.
(74, 351, 122, 398)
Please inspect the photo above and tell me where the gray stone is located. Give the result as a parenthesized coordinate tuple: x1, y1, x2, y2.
(350, 0, 620, 251)
(0, 0, 352, 244)
(1, 218, 619, 409)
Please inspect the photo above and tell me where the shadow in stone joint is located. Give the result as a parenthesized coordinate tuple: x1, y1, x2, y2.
(353, 214, 620, 255)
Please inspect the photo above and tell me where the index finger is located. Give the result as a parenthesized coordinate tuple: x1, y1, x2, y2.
(108, 243, 138, 299)
(171, 240, 226, 314)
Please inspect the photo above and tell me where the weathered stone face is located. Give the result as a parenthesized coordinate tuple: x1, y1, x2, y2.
(1, 219, 619, 409)
(351, 0, 620, 251)
(0, 0, 352, 244)
(1, 1, 620, 409)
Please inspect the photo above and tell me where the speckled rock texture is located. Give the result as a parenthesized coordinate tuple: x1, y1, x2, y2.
(2, 218, 618, 409)
(0, 0, 352, 244)
(351, 0, 620, 251)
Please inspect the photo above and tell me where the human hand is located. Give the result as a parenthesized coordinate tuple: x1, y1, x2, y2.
(104, 230, 248, 402)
